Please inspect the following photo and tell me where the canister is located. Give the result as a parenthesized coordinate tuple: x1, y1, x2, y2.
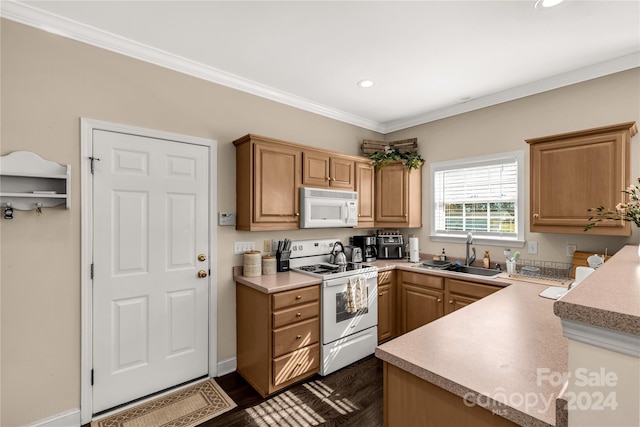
(243, 250, 262, 277)
(262, 255, 276, 275)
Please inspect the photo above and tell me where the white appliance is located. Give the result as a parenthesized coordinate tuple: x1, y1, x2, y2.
(289, 239, 378, 376)
(299, 187, 358, 229)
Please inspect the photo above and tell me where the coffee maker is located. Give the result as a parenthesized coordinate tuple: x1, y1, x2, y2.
(352, 235, 378, 262)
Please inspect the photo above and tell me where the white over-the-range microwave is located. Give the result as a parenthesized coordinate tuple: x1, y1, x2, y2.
(299, 187, 358, 229)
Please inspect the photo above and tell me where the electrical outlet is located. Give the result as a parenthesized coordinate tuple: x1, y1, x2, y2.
(527, 241, 538, 255)
(234, 241, 256, 254)
(263, 240, 272, 252)
(566, 243, 577, 257)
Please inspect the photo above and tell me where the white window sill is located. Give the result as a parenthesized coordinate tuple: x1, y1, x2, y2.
(429, 234, 525, 248)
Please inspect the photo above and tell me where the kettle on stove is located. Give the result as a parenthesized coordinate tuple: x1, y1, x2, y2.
(330, 241, 347, 267)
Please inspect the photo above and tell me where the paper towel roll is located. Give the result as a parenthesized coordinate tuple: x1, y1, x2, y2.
(409, 237, 420, 262)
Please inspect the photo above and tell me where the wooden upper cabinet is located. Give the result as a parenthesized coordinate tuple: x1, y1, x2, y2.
(234, 134, 371, 231)
(375, 162, 422, 228)
(234, 135, 301, 231)
(527, 122, 637, 235)
(355, 161, 375, 228)
(302, 150, 355, 189)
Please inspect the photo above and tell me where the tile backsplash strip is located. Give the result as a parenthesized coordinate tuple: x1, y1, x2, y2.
(511, 258, 572, 282)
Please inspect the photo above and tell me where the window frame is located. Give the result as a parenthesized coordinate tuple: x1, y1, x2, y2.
(429, 150, 525, 247)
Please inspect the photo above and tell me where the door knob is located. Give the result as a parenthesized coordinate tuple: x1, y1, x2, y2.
(198, 270, 207, 278)
(198, 254, 207, 262)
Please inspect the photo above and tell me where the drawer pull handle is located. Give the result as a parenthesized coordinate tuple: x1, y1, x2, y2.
(296, 335, 302, 339)
(296, 312, 302, 317)
(295, 295, 302, 300)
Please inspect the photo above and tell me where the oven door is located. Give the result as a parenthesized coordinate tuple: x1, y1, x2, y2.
(321, 270, 378, 344)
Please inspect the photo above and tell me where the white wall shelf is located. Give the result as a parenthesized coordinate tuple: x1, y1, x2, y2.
(0, 151, 71, 211)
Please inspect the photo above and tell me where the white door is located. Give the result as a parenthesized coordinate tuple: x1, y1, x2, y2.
(92, 129, 210, 413)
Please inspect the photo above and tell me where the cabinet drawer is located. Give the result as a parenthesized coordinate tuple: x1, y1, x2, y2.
(272, 302, 319, 329)
(447, 278, 500, 299)
(272, 286, 319, 310)
(401, 271, 443, 290)
(378, 269, 394, 286)
(273, 318, 320, 358)
(273, 343, 319, 387)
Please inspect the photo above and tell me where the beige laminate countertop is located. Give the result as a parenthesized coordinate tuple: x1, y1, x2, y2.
(376, 282, 567, 427)
(553, 244, 640, 336)
(233, 266, 321, 293)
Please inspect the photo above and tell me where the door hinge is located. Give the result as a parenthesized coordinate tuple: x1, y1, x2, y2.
(90, 263, 94, 279)
(89, 156, 101, 174)
(91, 369, 94, 386)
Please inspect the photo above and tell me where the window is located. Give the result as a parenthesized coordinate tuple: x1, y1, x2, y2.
(430, 151, 525, 246)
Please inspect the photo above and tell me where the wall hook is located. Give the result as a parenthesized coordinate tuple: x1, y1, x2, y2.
(4, 203, 14, 220)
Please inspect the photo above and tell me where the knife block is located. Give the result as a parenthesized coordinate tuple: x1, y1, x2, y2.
(276, 251, 291, 272)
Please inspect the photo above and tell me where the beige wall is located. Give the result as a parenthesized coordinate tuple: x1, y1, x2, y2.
(387, 68, 640, 263)
(1, 18, 639, 427)
(0, 20, 382, 426)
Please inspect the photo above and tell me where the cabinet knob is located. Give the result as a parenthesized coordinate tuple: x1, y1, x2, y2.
(295, 212, 300, 216)
(198, 270, 207, 278)
(449, 300, 454, 304)
(379, 293, 383, 296)
(296, 312, 302, 317)
(533, 213, 539, 218)
(296, 334, 302, 340)
(437, 298, 442, 302)
(295, 295, 302, 300)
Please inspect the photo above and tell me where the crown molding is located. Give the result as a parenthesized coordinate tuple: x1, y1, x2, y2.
(1, 1, 386, 133)
(384, 52, 640, 133)
(2, 1, 638, 135)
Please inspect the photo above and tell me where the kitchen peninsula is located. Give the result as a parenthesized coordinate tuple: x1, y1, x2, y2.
(375, 245, 640, 427)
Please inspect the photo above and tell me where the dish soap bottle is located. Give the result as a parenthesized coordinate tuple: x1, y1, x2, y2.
(483, 250, 491, 268)
(440, 248, 447, 261)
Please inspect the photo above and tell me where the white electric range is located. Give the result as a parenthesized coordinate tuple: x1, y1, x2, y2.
(289, 239, 378, 376)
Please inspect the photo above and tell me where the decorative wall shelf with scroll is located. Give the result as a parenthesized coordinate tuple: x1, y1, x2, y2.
(0, 151, 71, 212)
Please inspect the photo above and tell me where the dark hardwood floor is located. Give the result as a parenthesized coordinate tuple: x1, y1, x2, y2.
(201, 355, 383, 427)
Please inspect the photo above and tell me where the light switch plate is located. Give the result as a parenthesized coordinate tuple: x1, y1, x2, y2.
(234, 241, 255, 254)
(527, 241, 538, 255)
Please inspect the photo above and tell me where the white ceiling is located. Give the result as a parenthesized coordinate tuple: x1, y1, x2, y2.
(3, 1, 640, 133)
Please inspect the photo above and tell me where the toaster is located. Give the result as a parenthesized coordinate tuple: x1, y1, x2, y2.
(343, 246, 363, 263)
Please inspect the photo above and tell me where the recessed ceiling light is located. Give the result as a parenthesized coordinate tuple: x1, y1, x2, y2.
(357, 79, 375, 88)
(535, 0, 565, 9)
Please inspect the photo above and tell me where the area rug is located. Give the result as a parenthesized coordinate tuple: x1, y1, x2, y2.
(92, 379, 236, 427)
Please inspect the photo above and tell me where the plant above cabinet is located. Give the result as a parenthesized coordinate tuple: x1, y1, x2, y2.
(361, 138, 424, 172)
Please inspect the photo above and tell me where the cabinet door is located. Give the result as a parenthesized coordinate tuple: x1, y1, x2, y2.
(302, 151, 330, 187)
(375, 162, 422, 228)
(254, 142, 301, 226)
(528, 123, 635, 235)
(355, 161, 375, 227)
(400, 283, 443, 334)
(377, 283, 394, 343)
(330, 156, 355, 189)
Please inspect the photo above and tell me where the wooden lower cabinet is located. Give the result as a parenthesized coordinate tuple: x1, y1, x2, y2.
(399, 271, 444, 334)
(444, 278, 501, 315)
(236, 284, 320, 397)
(377, 270, 395, 344)
(384, 362, 518, 427)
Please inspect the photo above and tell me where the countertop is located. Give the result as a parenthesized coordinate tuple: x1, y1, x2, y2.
(233, 265, 321, 293)
(553, 244, 640, 336)
(376, 281, 567, 427)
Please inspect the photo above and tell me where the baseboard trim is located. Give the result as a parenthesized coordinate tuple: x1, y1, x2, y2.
(217, 356, 237, 376)
(26, 409, 81, 427)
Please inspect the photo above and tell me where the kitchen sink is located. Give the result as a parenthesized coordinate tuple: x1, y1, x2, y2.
(413, 261, 502, 278)
(443, 264, 502, 278)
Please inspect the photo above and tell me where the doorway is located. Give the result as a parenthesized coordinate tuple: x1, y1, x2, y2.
(80, 119, 218, 422)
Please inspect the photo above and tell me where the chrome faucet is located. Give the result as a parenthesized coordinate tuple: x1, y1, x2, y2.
(465, 232, 476, 266)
